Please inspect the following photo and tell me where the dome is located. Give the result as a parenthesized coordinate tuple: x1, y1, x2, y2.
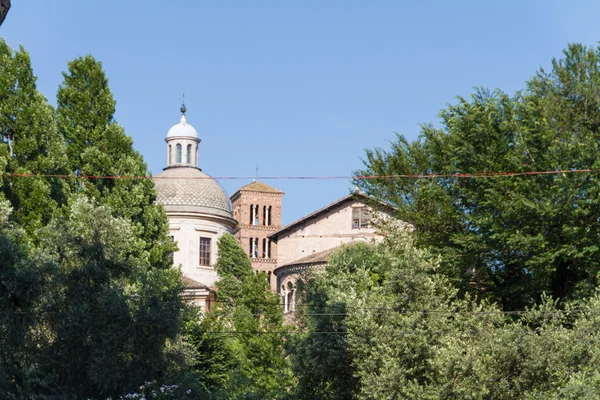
(154, 167, 232, 218)
(167, 115, 198, 138)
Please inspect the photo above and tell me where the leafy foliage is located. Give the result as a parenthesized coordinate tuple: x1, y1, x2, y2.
(355, 44, 600, 308)
(203, 233, 294, 399)
(0, 198, 188, 399)
(291, 228, 600, 399)
(0, 39, 69, 235)
(56, 55, 175, 268)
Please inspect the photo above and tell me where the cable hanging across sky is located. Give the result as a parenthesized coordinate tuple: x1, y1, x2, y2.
(2, 168, 600, 181)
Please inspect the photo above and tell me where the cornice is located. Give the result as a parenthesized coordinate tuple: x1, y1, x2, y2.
(236, 224, 280, 231)
(274, 262, 326, 279)
(250, 258, 277, 264)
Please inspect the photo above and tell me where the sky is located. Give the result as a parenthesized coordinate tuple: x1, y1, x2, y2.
(2, 1, 600, 224)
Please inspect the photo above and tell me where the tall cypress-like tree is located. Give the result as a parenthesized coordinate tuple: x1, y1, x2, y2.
(0, 40, 70, 234)
(56, 55, 173, 267)
(206, 233, 293, 399)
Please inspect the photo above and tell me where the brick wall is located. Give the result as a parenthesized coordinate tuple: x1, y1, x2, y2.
(231, 187, 283, 290)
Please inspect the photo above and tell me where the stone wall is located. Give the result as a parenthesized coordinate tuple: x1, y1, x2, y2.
(275, 199, 385, 267)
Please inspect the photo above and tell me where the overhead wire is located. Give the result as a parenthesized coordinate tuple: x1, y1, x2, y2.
(1, 168, 600, 181)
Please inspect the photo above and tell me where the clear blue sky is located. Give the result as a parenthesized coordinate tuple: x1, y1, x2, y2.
(2, 1, 600, 224)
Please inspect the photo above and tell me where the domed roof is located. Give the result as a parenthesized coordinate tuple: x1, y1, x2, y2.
(167, 115, 198, 138)
(154, 167, 232, 218)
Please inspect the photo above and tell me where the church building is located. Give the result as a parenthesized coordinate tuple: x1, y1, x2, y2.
(154, 105, 394, 311)
(154, 105, 236, 308)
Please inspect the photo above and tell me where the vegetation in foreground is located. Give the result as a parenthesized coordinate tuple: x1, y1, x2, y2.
(2, 39, 600, 398)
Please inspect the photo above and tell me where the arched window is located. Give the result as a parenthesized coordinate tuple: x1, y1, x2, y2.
(286, 282, 294, 312)
(186, 144, 191, 164)
(176, 144, 182, 163)
(168, 145, 172, 164)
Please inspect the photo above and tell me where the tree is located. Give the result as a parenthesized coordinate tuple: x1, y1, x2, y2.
(355, 43, 600, 309)
(289, 229, 469, 399)
(0, 198, 56, 398)
(290, 227, 600, 399)
(0, 197, 190, 399)
(56, 55, 174, 268)
(203, 233, 294, 399)
(33, 196, 187, 398)
(0, 39, 70, 235)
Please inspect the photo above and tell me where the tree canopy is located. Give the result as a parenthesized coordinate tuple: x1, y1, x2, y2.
(0, 40, 69, 235)
(356, 43, 600, 309)
(199, 233, 294, 399)
(56, 55, 175, 268)
(290, 228, 600, 399)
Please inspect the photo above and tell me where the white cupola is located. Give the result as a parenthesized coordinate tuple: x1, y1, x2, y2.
(165, 104, 201, 168)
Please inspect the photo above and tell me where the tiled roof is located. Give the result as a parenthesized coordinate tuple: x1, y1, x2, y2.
(182, 276, 211, 290)
(274, 243, 366, 275)
(238, 180, 284, 194)
(281, 247, 339, 267)
(154, 167, 232, 214)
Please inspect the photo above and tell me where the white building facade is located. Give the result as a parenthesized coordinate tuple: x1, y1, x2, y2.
(154, 107, 236, 300)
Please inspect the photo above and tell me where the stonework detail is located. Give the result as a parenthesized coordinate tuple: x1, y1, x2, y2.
(155, 109, 236, 309)
(270, 193, 395, 312)
(230, 180, 284, 291)
(155, 167, 232, 216)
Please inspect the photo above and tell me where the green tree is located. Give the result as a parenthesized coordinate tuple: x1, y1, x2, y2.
(33, 196, 187, 398)
(0, 39, 69, 235)
(205, 233, 294, 399)
(0, 197, 190, 399)
(289, 229, 470, 399)
(56, 55, 173, 268)
(355, 43, 600, 309)
(0, 198, 54, 398)
(290, 228, 600, 399)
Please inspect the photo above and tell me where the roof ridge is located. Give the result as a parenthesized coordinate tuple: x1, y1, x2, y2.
(238, 180, 284, 194)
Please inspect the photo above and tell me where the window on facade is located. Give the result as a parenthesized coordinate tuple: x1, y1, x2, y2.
(352, 207, 370, 229)
(168, 145, 172, 164)
(263, 205, 271, 226)
(249, 204, 259, 225)
(262, 238, 271, 258)
(176, 144, 182, 163)
(199, 237, 211, 266)
(186, 144, 191, 163)
(249, 237, 259, 258)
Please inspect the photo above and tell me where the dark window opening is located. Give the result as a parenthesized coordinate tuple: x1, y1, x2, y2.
(199, 237, 211, 266)
(352, 207, 370, 229)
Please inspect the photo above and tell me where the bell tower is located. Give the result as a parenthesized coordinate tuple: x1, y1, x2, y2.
(230, 181, 284, 291)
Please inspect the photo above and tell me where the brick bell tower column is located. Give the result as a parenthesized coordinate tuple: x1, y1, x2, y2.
(230, 180, 284, 291)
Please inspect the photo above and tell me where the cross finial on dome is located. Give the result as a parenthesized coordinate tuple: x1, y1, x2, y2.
(180, 93, 187, 115)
